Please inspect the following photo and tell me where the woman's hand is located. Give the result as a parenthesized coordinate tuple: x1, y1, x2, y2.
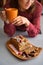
(13, 16, 30, 27)
(0, 10, 7, 22)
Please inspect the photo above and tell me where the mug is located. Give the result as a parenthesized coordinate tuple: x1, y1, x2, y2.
(5, 8, 18, 23)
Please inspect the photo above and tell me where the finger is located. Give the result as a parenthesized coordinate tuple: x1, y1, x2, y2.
(14, 16, 21, 21)
(15, 21, 23, 26)
(12, 16, 22, 24)
(16, 21, 21, 25)
(13, 18, 21, 24)
(14, 21, 21, 25)
(13, 20, 17, 24)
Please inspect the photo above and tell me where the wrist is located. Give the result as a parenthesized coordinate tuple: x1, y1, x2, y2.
(25, 21, 30, 27)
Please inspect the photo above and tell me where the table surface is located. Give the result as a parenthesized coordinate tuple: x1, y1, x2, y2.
(0, 15, 43, 65)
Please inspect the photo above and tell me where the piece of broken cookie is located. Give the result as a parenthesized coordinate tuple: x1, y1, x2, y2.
(6, 35, 42, 60)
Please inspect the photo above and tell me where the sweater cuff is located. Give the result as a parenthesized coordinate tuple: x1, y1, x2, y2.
(26, 23, 38, 37)
(26, 23, 32, 31)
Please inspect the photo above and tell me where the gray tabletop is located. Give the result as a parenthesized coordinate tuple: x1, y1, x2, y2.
(0, 15, 43, 65)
